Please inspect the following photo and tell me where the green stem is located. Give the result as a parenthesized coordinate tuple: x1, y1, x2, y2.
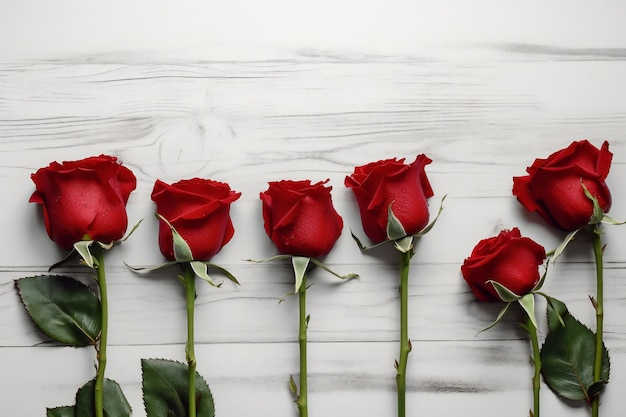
(396, 250, 412, 417)
(184, 266, 197, 417)
(297, 273, 308, 417)
(591, 226, 604, 417)
(527, 316, 541, 417)
(94, 251, 108, 417)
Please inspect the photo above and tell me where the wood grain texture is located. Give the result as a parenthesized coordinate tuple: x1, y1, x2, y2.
(2, 1, 626, 416)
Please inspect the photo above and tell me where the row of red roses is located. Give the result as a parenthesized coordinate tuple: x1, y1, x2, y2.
(20, 139, 615, 417)
(22, 153, 434, 417)
(30, 154, 433, 259)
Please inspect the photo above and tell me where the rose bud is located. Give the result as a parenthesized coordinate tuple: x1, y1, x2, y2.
(461, 228, 546, 302)
(260, 179, 343, 258)
(345, 155, 434, 243)
(30, 155, 136, 249)
(513, 140, 612, 231)
(151, 178, 241, 261)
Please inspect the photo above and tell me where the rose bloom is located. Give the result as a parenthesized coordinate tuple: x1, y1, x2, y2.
(461, 228, 546, 302)
(513, 140, 612, 231)
(152, 178, 241, 261)
(260, 179, 343, 258)
(344, 155, 434, 243)
(30, 155, 136, 249)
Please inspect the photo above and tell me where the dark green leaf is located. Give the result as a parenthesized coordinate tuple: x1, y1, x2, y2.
(541, 307, 610, 403)
(46, 406, 75, 417)
(142, 358, 215, 417)
(75, 378, 132, 417)
(545, 296, 568, 331)
(588, 380, 609, 399)
(15, 275, 101, 346)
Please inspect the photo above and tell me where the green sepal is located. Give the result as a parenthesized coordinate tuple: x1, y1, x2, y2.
(14, 275, 101, 346)
(206, 263, 241, 286)
(289, 374, 298, 397)
(49, 239, 115, 271)
(190, 261, 220, 287)
(413, 194, 447, 238)
(246, 254, 293, 263)
(601, 214, 626, 225)
(121, 219, 143, 242)
(309, 258, 359, 281)
(477, 301, 512, 334)
(386, 203, 408, 241)
(531, 264, 549, 293)
(350, 230, 392, 251)
(46, 406, 75, 417)
(540, 298, 610, 404)
(75, 378, 132, 417)
(292, 256, 310, 293)
(393, 235, 414, 254)
(156, 214, 193, 263)
(551, 228, 581, 263)
(518, 293, 538, 330)
(581, 182, 605, 225)
(74, 240, 96, 268)
(125, 260, 180, 273)
(142, 358, 215, 417)
(487, 280, 521, 303)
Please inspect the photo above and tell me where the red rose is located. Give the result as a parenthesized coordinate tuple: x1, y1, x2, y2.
(260, 179, 343, 257)
(513, 140, 612, 231)
(151, 178, 241, 261)
(461, 228, 546, 302)
(30, 155, 136, 249)
(344, 155, 434, 243)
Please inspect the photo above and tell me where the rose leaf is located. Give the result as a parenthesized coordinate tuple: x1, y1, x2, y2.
(540, 306, 610, 403)
(75, 378, 132, 417)
(46, 406, 75, 417)
(14, 275, 101, 346)
(142, 358, 215, 417)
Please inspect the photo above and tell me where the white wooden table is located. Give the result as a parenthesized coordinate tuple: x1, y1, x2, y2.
(2, 1, 626, 415)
